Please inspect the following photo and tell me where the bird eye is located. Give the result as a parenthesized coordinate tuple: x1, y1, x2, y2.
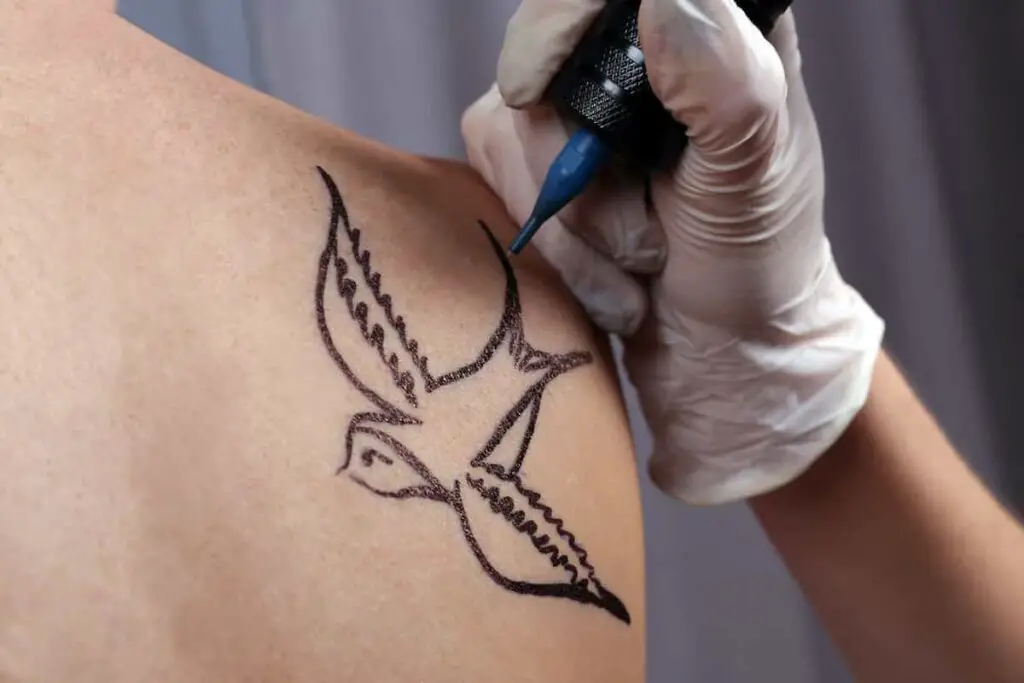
(360, 448, 394, 467)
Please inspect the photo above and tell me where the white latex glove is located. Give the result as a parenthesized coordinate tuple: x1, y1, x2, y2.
(461, 1, 885, 504)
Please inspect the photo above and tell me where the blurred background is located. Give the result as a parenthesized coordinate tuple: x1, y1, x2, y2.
(115, 1, 1024, 680)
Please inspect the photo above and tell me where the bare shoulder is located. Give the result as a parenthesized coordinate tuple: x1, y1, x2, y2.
(0, 9, 644, 683)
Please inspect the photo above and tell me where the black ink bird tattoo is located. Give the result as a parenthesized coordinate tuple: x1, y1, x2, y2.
(314, 167, 630, 624)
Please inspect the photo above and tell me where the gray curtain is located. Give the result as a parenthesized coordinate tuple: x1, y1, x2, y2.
(117, 1, 1024, 680)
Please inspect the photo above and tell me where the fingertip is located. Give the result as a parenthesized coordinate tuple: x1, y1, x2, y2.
(768, 9, 802, 77)
(532, 220, 648, 337)
(497, 0, 607, 108)
(460, 83, 502, 142)
(578, 271, 648, 337)
(496, 49, 546, 108)
(561, 175, 668, 276)
(638, 0, 787, 146)
(460, 84, 505, 183)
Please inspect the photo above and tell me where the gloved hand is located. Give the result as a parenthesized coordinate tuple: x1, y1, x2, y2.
(461, 0, 885, 504)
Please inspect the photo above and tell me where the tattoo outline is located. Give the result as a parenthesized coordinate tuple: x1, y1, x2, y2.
(314, 166, 630, 624)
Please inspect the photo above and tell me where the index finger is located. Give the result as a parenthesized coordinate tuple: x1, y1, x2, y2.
(497, 0, 606, 107)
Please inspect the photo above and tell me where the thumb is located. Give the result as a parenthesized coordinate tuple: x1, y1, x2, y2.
(638, 0, 787, 156)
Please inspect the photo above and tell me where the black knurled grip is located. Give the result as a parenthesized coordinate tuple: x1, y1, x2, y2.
(547, 0, 794, 172)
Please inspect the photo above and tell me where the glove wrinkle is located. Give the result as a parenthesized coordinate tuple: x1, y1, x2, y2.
(463, 2, 886, 505)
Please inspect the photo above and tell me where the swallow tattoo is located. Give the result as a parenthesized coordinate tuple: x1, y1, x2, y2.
(313, 167, 630, 624)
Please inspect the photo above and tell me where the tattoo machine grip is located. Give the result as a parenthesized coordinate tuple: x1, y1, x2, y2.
(546, 0, 795, 172)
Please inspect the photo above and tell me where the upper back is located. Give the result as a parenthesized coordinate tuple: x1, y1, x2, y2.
(0, 7, 644, 682)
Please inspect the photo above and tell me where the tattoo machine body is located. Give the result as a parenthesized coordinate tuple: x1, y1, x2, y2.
(507, 0, 795, 255)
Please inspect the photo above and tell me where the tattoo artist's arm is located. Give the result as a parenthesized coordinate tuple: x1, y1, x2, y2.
(750, 350, 1024, 683)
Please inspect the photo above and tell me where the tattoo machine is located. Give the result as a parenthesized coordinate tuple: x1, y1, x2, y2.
(507, 0, 795, 255)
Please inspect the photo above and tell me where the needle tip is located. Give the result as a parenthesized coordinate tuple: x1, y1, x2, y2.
(506, 216, 540, 256)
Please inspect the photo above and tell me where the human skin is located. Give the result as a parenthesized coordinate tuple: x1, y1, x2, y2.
(0, 3, 645, 681)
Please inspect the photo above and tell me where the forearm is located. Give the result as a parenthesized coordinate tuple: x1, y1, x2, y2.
(750, 350, 1024, 683)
